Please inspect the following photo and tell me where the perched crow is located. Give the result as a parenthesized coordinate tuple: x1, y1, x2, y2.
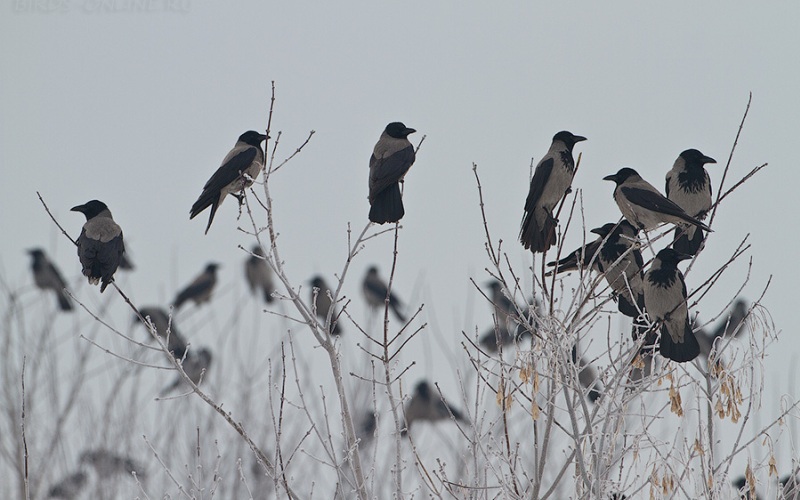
(173, 263, 219, 310)
(80, 448, 146, 479)
(603, 168, 711, 233)
(571, 345, 602, 403)
(362, 266, 406, 322)
(479, 280, 537, 352)
(245, 245, 275, 304)
(135, 306, 187, 359)
(309, 276, 342, 336)
(643, 248, 700, 363)
(368, 122, 416, 224)
(71, 200, 124, 293)
(696, 298, 749, 360)
(666, 149, 716, 255)
(548, 221, 645, 318)
(160, 347, 213, 396)
(780, 470, 800, 500)
(27, 248, 73, 311)
(732, 475, 762, 500)
(520, 130, 587, 253)
(402, 380, 465, 436)
(48, 471, 87, 499)
(190, 130, 268, 234)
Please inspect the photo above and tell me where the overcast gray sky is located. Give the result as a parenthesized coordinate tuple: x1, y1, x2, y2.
(2, 0, 798, 471)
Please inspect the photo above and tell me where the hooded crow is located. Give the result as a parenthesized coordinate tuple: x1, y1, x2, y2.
(479, 280, 537, 352)
(362, 266, 406, 322)
(368, 122, 416, 224)
(27, 248, 73, 311)
(665, 149, 716, 255)
(402, 380, 465, 437)
(696, 298, 749, 360)
(548, 221, 645, 318)
(48, 471, 87, 499)
(160, 347, 213, 396)
(310, 275, 342, 336)
(173, 263, 219, 310)
(80, 449, 146, 480)
(245, 245, 275, 304)
(135, 306, 187, 359)
(71, 200, 124, 293)
(520, 130, 587, 253)
(571, 345, 602, 403)
(603, 168, 711, 233)
(190, 130, 268, 234)
(643, 248, 700, 363)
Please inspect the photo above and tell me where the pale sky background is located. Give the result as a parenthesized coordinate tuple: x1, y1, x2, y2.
(2, 0, 799, 489)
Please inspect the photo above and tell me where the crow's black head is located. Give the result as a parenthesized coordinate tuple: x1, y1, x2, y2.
(552, 130, 587, 151)
(679, 149, 716, 168)
(205, 263, 220, 273)
(385, 122, 416, 139)
(415, 380, 432, 400)
(655, 247, 691, 266)
(71, 200, 110, 220)
(238, 130, 269, 146)
(603, 167, 639, 185)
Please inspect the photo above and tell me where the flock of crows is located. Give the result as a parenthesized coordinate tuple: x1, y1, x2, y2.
(27, 122, 772, 497)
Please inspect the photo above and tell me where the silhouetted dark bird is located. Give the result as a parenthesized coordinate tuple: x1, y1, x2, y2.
(368, 122, 416, 224)
(173, 263, 219, 310)
(71, 200, 124, 293)
(402, 380, 465, 437)
(548, 221, 645, 318)
(520, 130, 587, 253)
(571, 345, 602, 403)
(732, 475, 761, 500)
(362, 266, 407, 322)
(666, 149, 716, 255)
(643, 248, 700, 363)
(135, 306, 187, 359)
(356, 411, 377, 443)
(48, 471, 87, 499)
(696, 298, 749, 360)
(310, 276, 342, 336)
(479, 281, 537, 352)
(603, 168, 711, 233)
(245, 245, 275, 304)
(80, 449, 145, 480)
(27, 248, 73, 311)
(781, 469, 800, 500)
(160, 347, 213, 396)
(190, 130, 268, 234)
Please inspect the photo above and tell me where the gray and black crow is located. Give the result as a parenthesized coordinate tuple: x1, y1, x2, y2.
(245, 245, 275, 304)
(362, 266, 407, 322)
(27, 248, 73, 311)
(571, 345, 602, 403)
(173, 263, 219, 310)
(80, 448, 146, 480)
(548, 221, 645, 318)
(402, 380, 465, 437)
(665, 149, 716, 255)
(135, 306, 187, 359)
(190, 131, 268, 234)
(520, 130, 587, 253)
(643, 248, 700, 363)
(310, 275, 342, 336)
(71, 200, 124, 293)
(159, 347, 213, 396)
(603, 168, 711, 233)
(368, 122, 416, 224)
(696, 298, 749, 360)
(47, 471, 87, 499)
(479, 280, 537, 352)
